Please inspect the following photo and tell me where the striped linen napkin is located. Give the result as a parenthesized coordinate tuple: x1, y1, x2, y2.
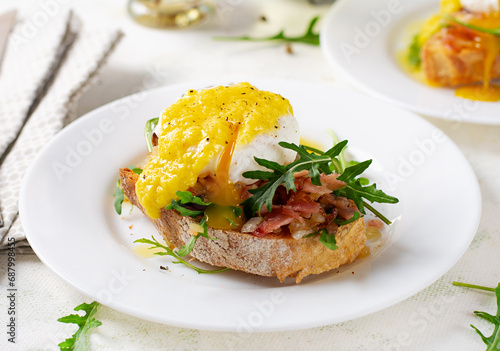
(0, 11, 122, 249)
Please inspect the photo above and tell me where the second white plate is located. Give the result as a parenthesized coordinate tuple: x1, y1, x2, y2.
(20, 79, 481, 331)
(321, 0, 500, 124)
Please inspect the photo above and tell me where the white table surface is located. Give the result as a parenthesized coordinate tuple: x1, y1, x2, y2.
(1, 0, 499, 350)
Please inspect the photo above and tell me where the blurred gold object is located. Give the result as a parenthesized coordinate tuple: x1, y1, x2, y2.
(128, 0, 214, 29)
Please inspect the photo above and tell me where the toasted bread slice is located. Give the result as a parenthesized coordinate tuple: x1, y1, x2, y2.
(422, 27, 500, 86)
(120, 168, 367, 283)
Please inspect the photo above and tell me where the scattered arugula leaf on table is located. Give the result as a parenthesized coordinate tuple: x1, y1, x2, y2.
(57, 301, 102, 351)
(214, 16, 320, 46)
(114, 167, 143, 215)
(453, 281, 500, 351)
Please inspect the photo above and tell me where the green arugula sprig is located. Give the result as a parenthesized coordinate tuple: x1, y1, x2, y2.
(113, 181, 124, 215)
(336, 160, 397, 218)
(145, 117, 159, 153)
(408, 34, 422, 69)
(165, 191, 217, 256)
(453, 281, 500, 350)
(304, 209, 360, 251)
(241, 141, 345, 218)
(135, 236, 229, 274)
(57, 301, 102, 351)
(136, 191, 230, 273)
(445, 15, 500, 36)
(114, 167, 143, 215)
(319, 228, 338, 251)
(241, 141, 398, 224)
(214, 16, 320, 46)
(334, 211, 361, 226)
(327, 135, 396, 225)
(165, 190, 211, 217)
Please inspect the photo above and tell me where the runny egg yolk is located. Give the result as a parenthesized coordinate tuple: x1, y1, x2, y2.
(135, 82, 293, 220)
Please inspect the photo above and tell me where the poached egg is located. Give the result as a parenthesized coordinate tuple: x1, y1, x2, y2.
(136, 83, 299, 219)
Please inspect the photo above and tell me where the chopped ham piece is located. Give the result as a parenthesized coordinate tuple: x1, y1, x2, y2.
(295, 173, 345, 195)
(319, 193, 359, 220)
(366, 218, 384, 229)
(293, 170, 309, 178)
(254, 210, 295, 237)
(301, 178, 332, 195)
(281, 206, 303, 220)
(320, 173, 346, 190)
(286, 198, 320, 214)
(194, 170, 361, 238)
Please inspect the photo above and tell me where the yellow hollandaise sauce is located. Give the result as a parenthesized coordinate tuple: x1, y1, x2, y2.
(455, 9, 500, 101)
(135, 82, 293, 220)
(299, 137, 325, 152)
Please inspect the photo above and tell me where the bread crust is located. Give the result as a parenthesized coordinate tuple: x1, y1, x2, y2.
(120, 168, 367, 283)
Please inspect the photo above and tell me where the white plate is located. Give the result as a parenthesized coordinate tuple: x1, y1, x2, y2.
(321, 0, 500, 124)
(20, 79, 481, 332)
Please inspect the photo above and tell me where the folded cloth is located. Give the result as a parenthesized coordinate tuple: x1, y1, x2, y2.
(0, 11, 123, 249)
(0, 10, 73, 159)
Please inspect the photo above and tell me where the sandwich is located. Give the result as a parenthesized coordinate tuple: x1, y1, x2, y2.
(117, 82, 398, 283)
(406, 0, 500, 100)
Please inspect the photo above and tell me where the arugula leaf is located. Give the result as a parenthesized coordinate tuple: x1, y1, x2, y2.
(303, 212, 360, 249)
(241, 143, 332, 217)
(328, 132, 395, 225)
(408, 34, 422, 69)
(144, 117, 159, 153)
(453, 281, 500, 351)
(175, 191, 211, 206)
(162, 191, 226, 264)
(214, 16, 320, 46)
(166, 200, 205, 217)
(165, 190, 212, 217)
(135, 236, 229, 274)
(334, 211, 361, 225)
(337, 161, 398, 214)
(230, 205, 243, 217)
(445, 15, 500, 36)
(113, 167, 143, 215)
(319, 229, 338, 251)
(242, 141, 398, 224)
(175, 217, 217, 257)
(358, 177, 369, 185)
(113, 180, 124, 215)
(130, 167, 143, 175)
(57, 301, 102, 351)
(176, 234, 199, 257)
